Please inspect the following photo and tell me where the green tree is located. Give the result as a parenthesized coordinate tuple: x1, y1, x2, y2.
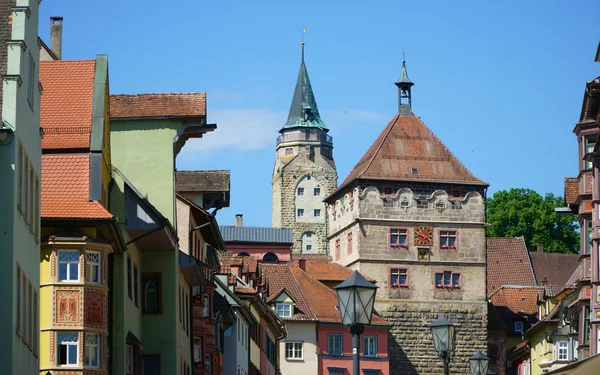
(486, 188, 579, 254)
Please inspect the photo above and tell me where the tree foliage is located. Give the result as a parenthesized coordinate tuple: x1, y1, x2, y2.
(486, 188, 579, 254)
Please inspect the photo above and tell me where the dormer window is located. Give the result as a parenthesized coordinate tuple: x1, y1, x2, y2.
(276, 303, 292, 318)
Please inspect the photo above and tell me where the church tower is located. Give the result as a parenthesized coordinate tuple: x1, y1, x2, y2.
(272, 46, 337, 254)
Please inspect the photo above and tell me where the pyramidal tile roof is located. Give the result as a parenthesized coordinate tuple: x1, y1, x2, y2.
(336, 114, 486, 193)
(39, 60, 96, 150)
(42, 154, 112, 219)
(262, 264, 388, 325)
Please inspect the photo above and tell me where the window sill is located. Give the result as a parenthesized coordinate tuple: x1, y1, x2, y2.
(285, 358, 304, 361)
(435, 286, 461, 290)
(390, 285, 409, 288)
(440, 247, 458, 251)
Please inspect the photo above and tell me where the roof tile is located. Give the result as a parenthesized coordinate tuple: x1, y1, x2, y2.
(529, 252, 579, 287)
(336, 114, 486, 195)
(176, 170, 230, 192)
(39, 60, 96, 150)
(41, 154, 112, 219)
(487, 237, 536, 297)
(220, 226, 292, 244)
(110, 93, 206, 119)
(564, 177, 579, 205)
(489, 287, 541, 316)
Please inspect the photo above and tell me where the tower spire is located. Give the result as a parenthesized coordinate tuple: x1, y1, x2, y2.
(301, 28, 306, 62)
(395, 57, 415, 115)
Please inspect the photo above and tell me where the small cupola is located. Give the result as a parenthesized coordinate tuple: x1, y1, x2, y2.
(395, 58, 415, 115)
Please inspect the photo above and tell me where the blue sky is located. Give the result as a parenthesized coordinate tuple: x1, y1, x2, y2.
(40, 1, 600, 227)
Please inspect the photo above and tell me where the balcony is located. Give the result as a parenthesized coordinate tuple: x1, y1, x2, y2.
(276, 132, 333, 145)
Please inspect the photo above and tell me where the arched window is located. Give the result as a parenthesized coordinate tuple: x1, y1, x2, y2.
(558, 341, 568, 360)
(142, 273, 161, 314)
(263, 253, 279, 263)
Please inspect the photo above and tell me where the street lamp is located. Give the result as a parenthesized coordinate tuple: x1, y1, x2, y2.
(468, 351, 490, 375)
(334, 270, 379, 375)
(429, 315, 456, 375)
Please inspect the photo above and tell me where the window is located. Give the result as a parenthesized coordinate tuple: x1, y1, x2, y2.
(58, 250, 80, 281)
(16, 265, 21, 335)
(21, 273, 26, 339)
(18, 142, 23, 211)
(85, 334, 100, 367)
(314, 209, 321, 217)
(558, 341, 568, 360)
(185, 293, 189, 334)
(306, 245, 312, 251)
(335, 238, 341, 261)
(584, 306, 591, 345)
(285, 342, 303, 360)
(440, 231, 457, 249)
(23, 153, 29, 223)
(134, 264, 139, 306)
(306, 175, 311, 180)
(27, 52, 35, 109)
(328, 333, 342, 355)
(411, 168, 419, 174)
(390, 228, 408, 247)
(305, 146, 311, 155)
(586, 220, 593, 255)
(314, 187, 321, 196)
(297, 209, 304, 217)
(86, 251, 101, 283)
(285, 148, 293, 155)
(585, 134, 597, 169)
(435, 271, 460, 288)
(142, 355, 161, 375)
(514, 321, 524, 333)
(363, 335, 377, 357)
(28, 282, 32, 346)
(193, 338, 203, 363)
(390, 269, 408, 287)
(127, 256, 132, 298)
(305, 130, 310, 139)
(34, 175, 39, 238)
(58, 332, 79, 365)
(450, 188, 462, 199)
(202, 294, 210, 318)
(297, 187, 304, 196)
(28, 165, 34, 226)
(143, 273, 161, 314)
(382, 185, 394, 196)
(33, 291, 38, 355)
(179, 287, 183, 325)
(276, 303, 292, 318)
(347, 232, 353, 254)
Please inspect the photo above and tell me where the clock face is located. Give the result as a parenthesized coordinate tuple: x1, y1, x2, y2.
(414, 226, 433, 246)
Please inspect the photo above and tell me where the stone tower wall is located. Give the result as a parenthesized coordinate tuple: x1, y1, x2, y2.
(272, 153, 337, 254)
(328, 184, 487, 374)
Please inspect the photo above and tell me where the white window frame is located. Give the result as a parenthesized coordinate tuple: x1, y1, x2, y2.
(363, 335, 377, 357)
(276, 303, 292, 318)
(558, 341, 568, 361)
(85, 333, 100, 367)
(297, 208, 304, 217)
(285, 341, 303, 360)
(86, 251, 101, 284)
(297, 187, 304, 196)
(515, 321, 524, 333)
(58, 250, 80, 281)
(314, 209, 321, 217)
(57, 332, 79, 366)
(314, 187, 321, 196)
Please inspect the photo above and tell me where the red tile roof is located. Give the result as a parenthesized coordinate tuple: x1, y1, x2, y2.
(489, 287, 541, 316)
(40, 60, 96, 150)
(337, 114, 486, 193)
(487, 237, 536, 297)
(110, 93, 206, 119)
(262, 264, 388, 325)
(564, 177, 579, 205)
(529, 252, 579, 287)
(41, 154, 112, 219)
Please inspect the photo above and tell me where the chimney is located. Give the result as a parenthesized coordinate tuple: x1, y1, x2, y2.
(537, 243, 543, 253)
(299, 258, 306, 271)
(50, 17, 63, 60)
(235, 214, 243, 227)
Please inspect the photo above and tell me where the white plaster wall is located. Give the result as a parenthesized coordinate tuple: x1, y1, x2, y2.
(176, 198, 190, 254)
(295, 175, 326, 224)
(279, 322, 317, 375)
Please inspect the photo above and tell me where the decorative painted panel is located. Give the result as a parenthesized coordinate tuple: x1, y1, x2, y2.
(55, 289, 81, 325)
(414, 226, 433, 246)
(85, 291, 104, 328)
(587, 174, 594, 193)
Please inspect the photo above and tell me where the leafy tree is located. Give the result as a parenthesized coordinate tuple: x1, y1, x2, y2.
(486, 188, 579, 254)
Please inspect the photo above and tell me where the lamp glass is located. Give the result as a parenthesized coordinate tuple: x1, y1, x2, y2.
(468, 351, 490, 375)
(430, 316, 455, 354)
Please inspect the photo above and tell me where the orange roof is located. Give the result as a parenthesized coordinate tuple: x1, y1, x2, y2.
(487, 237, 536, 296)
(297, 259, 374, 282)
(40, 60, 96, 149)
(564, 177, 579, 204)
(41, 154, 112, 219)
(336, 114, 486, 194)
(262, 264, 388, 325)
(110, 93, 206, 119)
(489, 287, 541, 316)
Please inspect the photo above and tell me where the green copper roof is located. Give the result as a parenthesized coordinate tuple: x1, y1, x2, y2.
(282, 57, 327, 130)
(395, 60, 414, 87)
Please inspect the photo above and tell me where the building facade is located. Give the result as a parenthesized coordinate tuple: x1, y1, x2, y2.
(271, 49, 337, 254)
(0, 1, 41, 373)
(325, 61, 488, 375)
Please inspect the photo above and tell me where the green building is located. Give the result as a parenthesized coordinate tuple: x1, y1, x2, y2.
(0, 1, 42, 373)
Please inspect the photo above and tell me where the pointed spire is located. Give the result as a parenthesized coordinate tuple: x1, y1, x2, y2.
(395, 57, 415, 116)
(281, 40, 327, 131)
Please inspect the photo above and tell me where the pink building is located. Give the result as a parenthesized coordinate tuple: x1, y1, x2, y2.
(261, 263, 390, 375)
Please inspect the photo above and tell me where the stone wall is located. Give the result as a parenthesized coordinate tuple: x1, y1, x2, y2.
(378, 301, 488, 375)
(272, 153, 337, 254)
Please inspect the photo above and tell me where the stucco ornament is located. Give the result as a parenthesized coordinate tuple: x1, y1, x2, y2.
(435, 198, 445, 213)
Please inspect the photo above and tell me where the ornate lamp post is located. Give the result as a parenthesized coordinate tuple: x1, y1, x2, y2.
(429, 315, 456, 375)
(334, 270, 379, 375)
(468, 351, 490, 375)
